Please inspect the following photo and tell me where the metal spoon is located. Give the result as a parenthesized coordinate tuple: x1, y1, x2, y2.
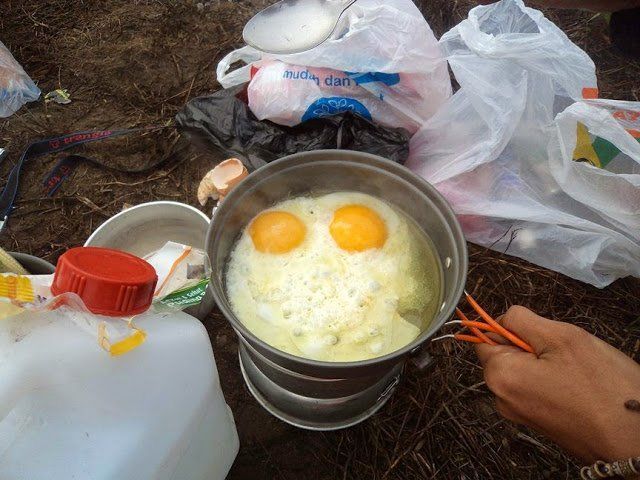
(243, 0, 358, 55)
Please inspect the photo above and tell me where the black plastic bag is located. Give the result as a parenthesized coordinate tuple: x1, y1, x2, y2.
(175, 86, 410, 170)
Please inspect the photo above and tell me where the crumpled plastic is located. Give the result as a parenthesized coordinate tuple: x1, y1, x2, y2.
(175, 86, 410, 170)
(0, 41, 40, 117)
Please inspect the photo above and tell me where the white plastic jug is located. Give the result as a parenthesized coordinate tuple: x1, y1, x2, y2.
(0, 308, 239, 480)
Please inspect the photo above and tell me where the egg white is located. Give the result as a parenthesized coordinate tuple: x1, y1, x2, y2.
(225, 192, 437, 362)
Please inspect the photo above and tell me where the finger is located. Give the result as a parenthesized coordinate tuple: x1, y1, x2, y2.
(495, 306, 558, 354)
(475, 342, 520, 367)
(478, 345, 536, 402)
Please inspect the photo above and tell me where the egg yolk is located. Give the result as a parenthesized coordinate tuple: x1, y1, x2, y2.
(330, 205, 387, 252)
(249, 211, 306, 253)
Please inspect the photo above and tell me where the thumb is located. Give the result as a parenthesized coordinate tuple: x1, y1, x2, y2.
(497, 305, 556, 354)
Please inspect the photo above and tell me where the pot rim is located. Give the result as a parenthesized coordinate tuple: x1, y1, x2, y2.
(207, 150, 468, 370)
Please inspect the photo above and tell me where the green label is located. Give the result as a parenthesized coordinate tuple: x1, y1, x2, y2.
(156, 278, 210, 310)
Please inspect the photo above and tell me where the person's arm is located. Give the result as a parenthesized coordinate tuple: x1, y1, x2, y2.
(531, 0, 640, 11)
(475, 306, 640, 466)
(477, 0, 640, 11)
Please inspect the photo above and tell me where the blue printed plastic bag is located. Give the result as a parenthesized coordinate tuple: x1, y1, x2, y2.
(216, 0, 451, 134)
(0, 41, 40, 118)
(247, 61, 426, 132)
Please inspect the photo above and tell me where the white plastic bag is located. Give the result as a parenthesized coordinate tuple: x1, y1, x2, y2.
(0, 41, 40, 117)
(216, 0, 451, 133)
(548, 99, 640, 255)
(407, 0, 640, 287)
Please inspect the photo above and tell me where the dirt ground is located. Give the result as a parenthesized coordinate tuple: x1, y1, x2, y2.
(1, 1, 639, 479)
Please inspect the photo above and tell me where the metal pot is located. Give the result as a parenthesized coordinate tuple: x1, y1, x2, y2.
(206, 150, 467, 430)
(9, 253, 55, 275)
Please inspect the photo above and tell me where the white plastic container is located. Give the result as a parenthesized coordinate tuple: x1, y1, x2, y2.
(0, 308, 239, 480)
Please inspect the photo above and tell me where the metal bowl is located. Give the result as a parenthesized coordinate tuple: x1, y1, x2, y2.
(9, 252, 55, 275)
(85, 201, 210, 257)
(84, 201, 214, 320)
(206, 150, 467, 428)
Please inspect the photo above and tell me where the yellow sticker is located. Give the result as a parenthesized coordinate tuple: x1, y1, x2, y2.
(0, 275, 35, 303)
(573, 123, 601, 168)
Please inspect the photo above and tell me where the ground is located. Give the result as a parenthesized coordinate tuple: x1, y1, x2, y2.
(1, 1, 639, 479)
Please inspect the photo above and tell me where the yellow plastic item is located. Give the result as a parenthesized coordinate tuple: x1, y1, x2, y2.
(0, 274, 35, 303)
(97, 321, 147, 357)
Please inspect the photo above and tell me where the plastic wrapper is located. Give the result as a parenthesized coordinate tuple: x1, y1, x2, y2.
(0, 41, 40, 117)
(176, 85, 410, 170)
(145, 242, 211, 311)
(0, 242, 211, 355)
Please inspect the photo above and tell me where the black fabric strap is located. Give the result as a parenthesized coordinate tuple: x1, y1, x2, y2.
(0, 126, 169, 229)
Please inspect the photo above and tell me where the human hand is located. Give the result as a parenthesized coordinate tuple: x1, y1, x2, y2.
(475, 306, 640, 463)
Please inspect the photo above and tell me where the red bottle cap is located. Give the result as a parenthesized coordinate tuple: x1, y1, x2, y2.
(51, 247, 158, 316)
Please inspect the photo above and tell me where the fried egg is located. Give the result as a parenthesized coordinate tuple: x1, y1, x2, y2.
(225, 192, 440, 362)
